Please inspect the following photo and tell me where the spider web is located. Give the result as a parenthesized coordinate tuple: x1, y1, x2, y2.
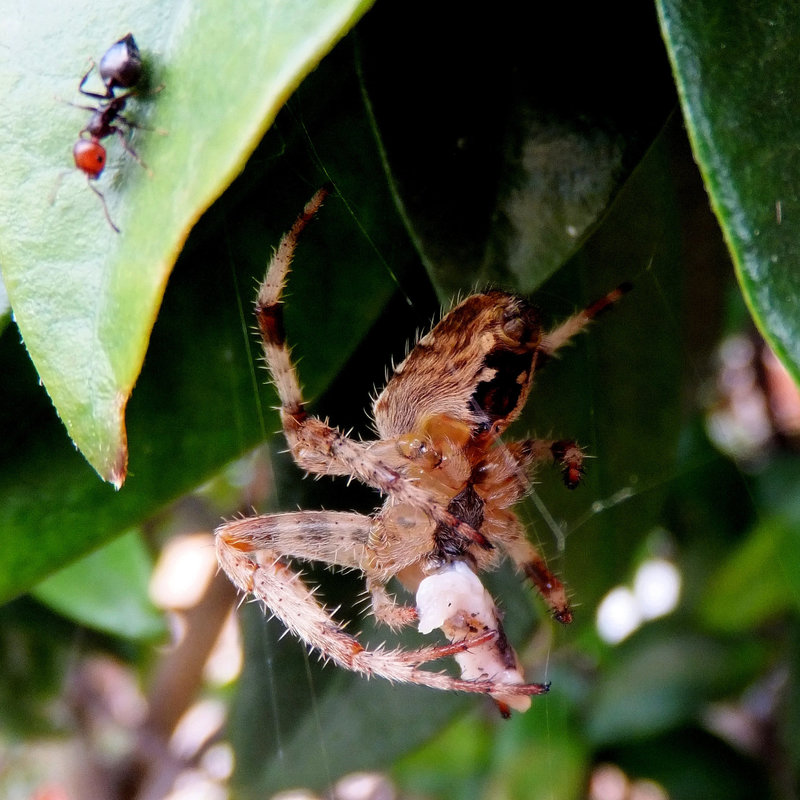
(223, 162, 692, 798)
(219, 54, 779, 800)
(7, 12, 791, 800)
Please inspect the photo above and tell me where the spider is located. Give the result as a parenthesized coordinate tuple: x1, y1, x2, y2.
(216, 187, 629, 715)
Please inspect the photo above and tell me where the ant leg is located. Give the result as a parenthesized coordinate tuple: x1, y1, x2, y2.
(113, 108, 164, 136)
(111, 127, 150, 173)
(78, 60, 112, 100)
(109, 87, 139, 103)
(64, 101, 104, 115)
(86, 178, 120, 233)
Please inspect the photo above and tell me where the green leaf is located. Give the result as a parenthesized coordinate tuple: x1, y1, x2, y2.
(32, 529, 164, 640)
(585, 625, 764, 744)
(485, 696, 587, 800)
(360, 4, 674, 298)
(700, 515, 800, 632)
(0, 45, 410, 604)
(393, 695, 588, 800)
(658, 0, 800, 384)
(0, 0, 373, 485)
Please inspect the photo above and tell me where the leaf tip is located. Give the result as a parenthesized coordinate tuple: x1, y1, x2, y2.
(102, 390, 130, 489)
(109, 459, 127, 490)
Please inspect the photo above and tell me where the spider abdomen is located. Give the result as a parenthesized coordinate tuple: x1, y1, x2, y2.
(374, 293, 543, 441)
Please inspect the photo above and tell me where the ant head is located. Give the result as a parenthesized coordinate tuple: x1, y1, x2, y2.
(99, 33, 142, 91)
(73, 138, 107, 178)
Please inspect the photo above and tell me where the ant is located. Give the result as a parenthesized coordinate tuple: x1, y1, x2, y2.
(71, 34, 148, 232)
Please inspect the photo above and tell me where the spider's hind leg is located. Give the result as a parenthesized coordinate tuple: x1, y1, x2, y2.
(215, 511, 548, 702)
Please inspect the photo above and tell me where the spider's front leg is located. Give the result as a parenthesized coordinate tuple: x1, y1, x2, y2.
(255, 188, 490, 549)
(509, 282, 631, 491)
(540, 282, 632, 358)
(215, 510, 548, 701)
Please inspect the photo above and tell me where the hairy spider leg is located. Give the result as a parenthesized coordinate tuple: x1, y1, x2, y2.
(215, 188, 630, 708)
(215, 511, 550, 698)
(541, 283, 632, 357)
(254, 187, 493, 550)
(467, 284, 631, 622)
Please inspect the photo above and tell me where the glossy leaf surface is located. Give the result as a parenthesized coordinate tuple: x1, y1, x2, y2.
(0, 0, 372, 484)
(32, 529, 164, 640)
(658, 0, 800, 383)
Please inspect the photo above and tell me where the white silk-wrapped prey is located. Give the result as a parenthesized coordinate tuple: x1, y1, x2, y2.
(416, 561, 532, 712)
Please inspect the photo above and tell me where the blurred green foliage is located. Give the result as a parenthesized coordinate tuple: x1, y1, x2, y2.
(1, 1, 800, 799)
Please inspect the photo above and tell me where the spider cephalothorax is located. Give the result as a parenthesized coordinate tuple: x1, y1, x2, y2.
(216, 187, 628, 714)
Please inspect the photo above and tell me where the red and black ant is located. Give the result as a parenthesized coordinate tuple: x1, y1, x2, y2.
(71, 34, 148, 232)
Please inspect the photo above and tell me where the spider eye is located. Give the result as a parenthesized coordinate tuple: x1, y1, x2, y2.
(502, 315, 525, 340)
(499, 301, 541, 348)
